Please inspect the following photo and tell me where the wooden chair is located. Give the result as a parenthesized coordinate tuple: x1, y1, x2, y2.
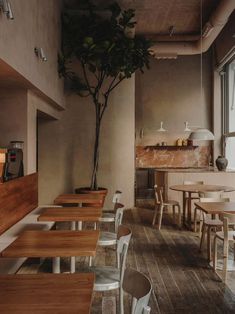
(213, 212, 235, 282)
(98, 206, 124, 247)
(122, 268, 152, 314)
(152, 185, 181, 230)
(199, 196, 229, 261)
(89, 225, 132, 314)
(194, 190, 224, 233)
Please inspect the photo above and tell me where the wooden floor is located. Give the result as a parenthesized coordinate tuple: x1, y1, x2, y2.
(18, 207, 235, 314)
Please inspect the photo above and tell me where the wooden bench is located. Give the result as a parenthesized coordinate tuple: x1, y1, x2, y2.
(0, 173, 55, 274)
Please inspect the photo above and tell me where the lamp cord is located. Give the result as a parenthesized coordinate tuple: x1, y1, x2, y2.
(200, 0, 203, 107)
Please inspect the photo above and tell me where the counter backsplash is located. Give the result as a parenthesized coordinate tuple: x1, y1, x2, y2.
(136, 145, 211, 168)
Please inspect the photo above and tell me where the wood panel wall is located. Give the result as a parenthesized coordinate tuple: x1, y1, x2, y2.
(0, 173, 38, 235)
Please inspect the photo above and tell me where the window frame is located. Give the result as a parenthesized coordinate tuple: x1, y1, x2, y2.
(222, 55, 235, 158)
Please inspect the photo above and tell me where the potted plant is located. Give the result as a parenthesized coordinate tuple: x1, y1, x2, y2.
(59, 1, 152, 192)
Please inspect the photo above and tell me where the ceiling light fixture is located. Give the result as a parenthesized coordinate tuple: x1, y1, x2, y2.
(0, 0, 14, 19)
(34, 47, 47, 62)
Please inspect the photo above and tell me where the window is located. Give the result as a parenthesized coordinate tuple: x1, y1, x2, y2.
(222, 57, 235, 169)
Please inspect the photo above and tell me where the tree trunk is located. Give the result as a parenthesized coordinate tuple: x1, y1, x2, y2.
(90, 109, 100, 190)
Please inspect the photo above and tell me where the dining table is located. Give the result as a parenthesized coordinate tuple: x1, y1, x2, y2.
(170, 184, 235, 229)
(38, 206, 102, 230)
(0, 229, 99, 273)
(54, 193, 105, 206)
(0, 273, 94, 314)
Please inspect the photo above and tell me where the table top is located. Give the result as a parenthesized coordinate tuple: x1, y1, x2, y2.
(54, 193, 104, 205)
(1, 230, 99, 258)
(195, 202, 235, 214)
(38, 207, 102, 222)
(0, 273, 94, 314)
(170, 184, 235, 193)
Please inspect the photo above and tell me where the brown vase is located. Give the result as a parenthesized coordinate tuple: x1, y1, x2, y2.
(215, 156, 228, 171)
(74, 187, 108, 207)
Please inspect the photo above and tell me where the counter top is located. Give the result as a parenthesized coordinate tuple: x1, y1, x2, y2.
(136, 167, 235, 173)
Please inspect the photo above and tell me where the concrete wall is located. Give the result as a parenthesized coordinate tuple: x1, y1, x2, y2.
(136, 53, 212, 146)
(38, 77, 135, 208)
(0, 0, 64, 108)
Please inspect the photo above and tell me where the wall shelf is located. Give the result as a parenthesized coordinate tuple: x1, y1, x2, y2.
(144, 145, 198, 150)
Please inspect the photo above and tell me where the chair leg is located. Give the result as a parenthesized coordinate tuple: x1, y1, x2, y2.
(158, 205, 164, 230)
(172, 205, 176, 223)
(177, 204, 181, 228)
(199, 212, 203, 237)
(213, 236, 218, 272)
(199, 223, 206, 252)
(193, 207, 198, 233)
(120, 287, 124, 314)
(223, 240, 229, 282)
(152, 205, 158, 226)
(207, 227, 212, 261)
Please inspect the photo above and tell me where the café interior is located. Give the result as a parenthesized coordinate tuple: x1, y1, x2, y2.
(0, 0, 235, 313)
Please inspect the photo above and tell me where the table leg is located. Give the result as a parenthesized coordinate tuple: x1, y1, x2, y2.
(71, 221, 76, 230)
(187, 192, 192, 230)
(53, 257, 60, 273)
(70, 256, 76, 273)
(182, 192, 186, 226)
(78, 221, 82, 230)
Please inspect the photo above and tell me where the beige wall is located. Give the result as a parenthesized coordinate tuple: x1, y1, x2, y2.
(0, 0, 64, 108)
(136, 53, 212, 146)
(38, 77, 135, 207)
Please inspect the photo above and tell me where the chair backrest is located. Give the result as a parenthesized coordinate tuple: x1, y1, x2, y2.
(154, 185, 163, 205)
(114, 206, 125, 233)
(112, 190, 122, 204)
(122, 268, 152, 314)
(117, 225, 132, 284)
(199, 191, 224, 198)
(183, 181, 204, 185)
(199, 197, 230, 203)
(222, 213, 235, 239)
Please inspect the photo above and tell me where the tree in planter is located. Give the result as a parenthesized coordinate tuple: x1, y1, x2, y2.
(59, 1, 152, 190)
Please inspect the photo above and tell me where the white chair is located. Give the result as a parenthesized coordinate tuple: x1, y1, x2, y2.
(152, 185, 181, 230)
(194, 190, 224, 233)
(183, 180, 204, 229)
(199, 196, 229, 261)
(98, 207, 124, 246)
(122, 268, 152, 314)
(89, 225, 132, 314)
(213, 212, 235, 282)
(99, 190, 123, 223)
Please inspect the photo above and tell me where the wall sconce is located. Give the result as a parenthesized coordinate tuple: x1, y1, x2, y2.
(34, 47, 47, 62)
(157, 121, 167, 132)
(0, 0, 14, 19)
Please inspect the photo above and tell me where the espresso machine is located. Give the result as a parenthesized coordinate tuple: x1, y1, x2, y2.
(0, 141, 24, 182)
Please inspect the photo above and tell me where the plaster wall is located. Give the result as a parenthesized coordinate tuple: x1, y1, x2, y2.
(135, 54, 212, 146)
(0, 88, 28, 169)
(0, 0, 64, 108)
(38, 77, 135, 208)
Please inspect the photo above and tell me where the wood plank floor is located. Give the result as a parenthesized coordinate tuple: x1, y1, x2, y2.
(18, 207, 235, 313)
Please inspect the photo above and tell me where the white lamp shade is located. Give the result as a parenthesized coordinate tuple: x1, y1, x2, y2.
(188, 128, 214, 141)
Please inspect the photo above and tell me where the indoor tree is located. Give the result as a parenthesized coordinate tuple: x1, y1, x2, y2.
(59, 1, 152, 190)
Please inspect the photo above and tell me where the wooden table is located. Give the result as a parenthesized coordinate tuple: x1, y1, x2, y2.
(0, 230, 99, 273)
(54, 193, 104, 206)
(170, 184, 235, 229)
(38, 206, 102, 230)
(195, 201, 235, 215)
(0, 273, 94, 314)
